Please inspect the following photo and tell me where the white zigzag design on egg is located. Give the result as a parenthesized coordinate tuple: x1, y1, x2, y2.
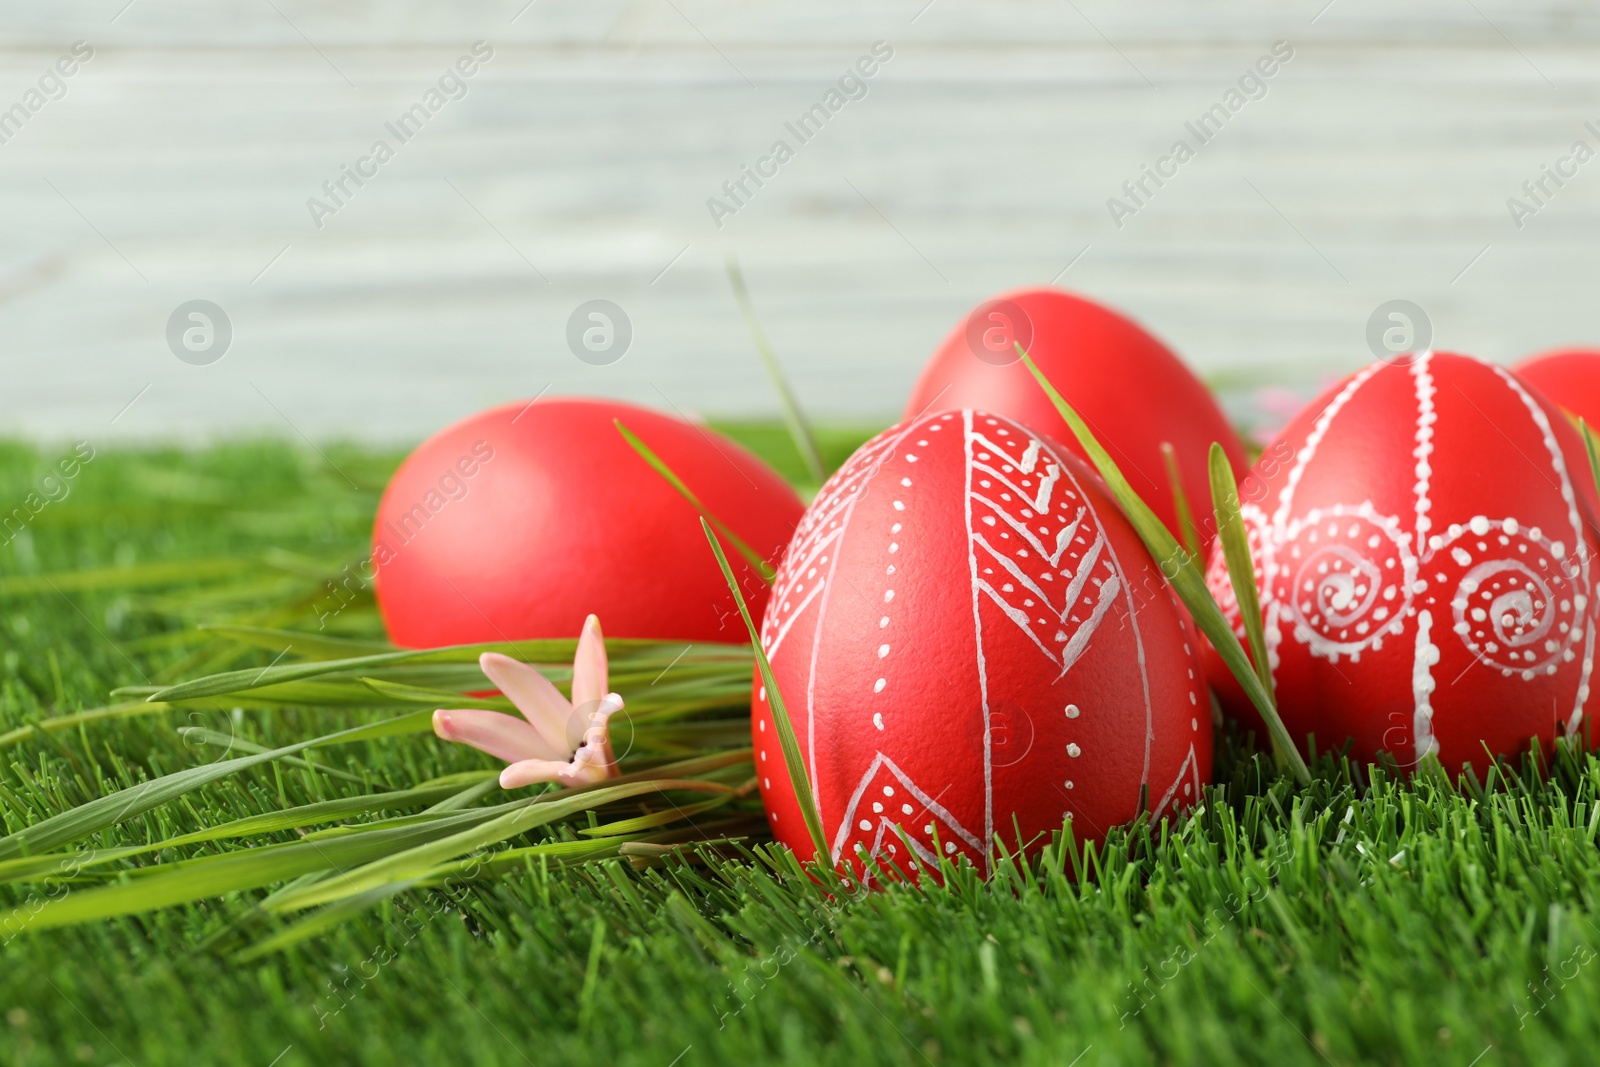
(1151, 743, 1202, 821)
(762, 427, 906, 662)
(831, 752, 984, 868)
(963, 422, 1120, 673)
(963, 411, 1157, 855)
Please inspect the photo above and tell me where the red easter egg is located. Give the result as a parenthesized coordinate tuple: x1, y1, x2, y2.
(753, 409, 1211, 881)
(372, 398, 804, 647)
(904, 287, 1247, 549)
(1204, 352, 1600, 776)
(1515, 348, 1600, 429)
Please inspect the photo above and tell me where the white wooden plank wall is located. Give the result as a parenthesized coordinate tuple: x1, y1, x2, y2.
(0, 1, 1596, 443)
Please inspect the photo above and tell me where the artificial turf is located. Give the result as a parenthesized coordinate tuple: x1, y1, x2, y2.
(0, 432, 1597, 1067)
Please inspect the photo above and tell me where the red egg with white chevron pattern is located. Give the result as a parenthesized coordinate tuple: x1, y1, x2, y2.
(752, 409, 1211, 880)
(1203, 352, 1600, 776)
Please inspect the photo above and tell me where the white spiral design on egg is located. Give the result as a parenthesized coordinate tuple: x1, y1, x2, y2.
(1441, 520, 1584, 678)
(1460, 561, 1552, 650)
(1277, 504, 1415, 659)
(1303, 546, 1383, 626)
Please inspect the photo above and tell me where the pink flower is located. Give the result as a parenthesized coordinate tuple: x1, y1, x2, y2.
(433, 614, 623, 789)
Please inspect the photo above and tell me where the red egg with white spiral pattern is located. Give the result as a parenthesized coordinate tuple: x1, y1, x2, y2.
(1204, 352, 1600, 775)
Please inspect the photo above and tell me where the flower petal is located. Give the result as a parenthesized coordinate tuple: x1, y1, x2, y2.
(583, 693, 623, 777)
(558, 749, 614, 787)
(499, 693, 624, 789)
(478, 652, 574, 752)
(571, 614, 608, 714)
(432, 708, 559, 763)
(499, 758, 576, 790)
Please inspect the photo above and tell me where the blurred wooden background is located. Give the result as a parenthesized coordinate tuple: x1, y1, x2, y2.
(0, 0, 1597, 443)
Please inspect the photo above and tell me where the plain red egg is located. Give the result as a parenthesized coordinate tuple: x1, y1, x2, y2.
(372, 397, 805, 647)
(1204, 352, 1600, 776)
(753, 409, 1211, 882)
(1515, 348, 1600, 429)
(904, 287, 1247, 549)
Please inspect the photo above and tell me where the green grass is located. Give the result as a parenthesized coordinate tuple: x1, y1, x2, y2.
(0, 432, 1598, 1066)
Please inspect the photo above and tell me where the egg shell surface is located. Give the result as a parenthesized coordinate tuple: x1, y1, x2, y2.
(1515, 348, 1600, 430)
(1204, 352, 1600, 775)
(373, 397, 804, 647)
(753, 409, 1211, 880)
(904, 287, 1247, 549)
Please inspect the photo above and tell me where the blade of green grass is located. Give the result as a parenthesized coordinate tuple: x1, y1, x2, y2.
(358, 677, 514, 710)
(264, 778, 734, 913)
(579, 795, 731, 837)
(725, 254, 826, 485)
(199, 625, 395, 658)
(422, 775, 503, 813)
(1160, 441, 1203, 560)
(175, 727, 384, 786)
(0, 711, 431, 860)
(616, 420, 777, 583)
(171, 773, 495, 846)
(120, 679, 426, 708)
(0, 814, 489, 934)
(1017, 345, 1310, 786)
(700, 517, 830, 863)
(234, 834, 630, 960)
(296, 800, 523, 841)
(1582, 419, 1600, 505)
(0, 701, 174, 751)
(0, 775, 497, 885)
(145, 650, 510, 704)
(604, 748, 753, 787)
(0, 558, 251, 597)
(1209, 443, 1276, 706)
(145, 637, 747, 704)
(0, 845, 151, 885)
(453, 833, 663, 879)
(233, 880, 426, 961)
